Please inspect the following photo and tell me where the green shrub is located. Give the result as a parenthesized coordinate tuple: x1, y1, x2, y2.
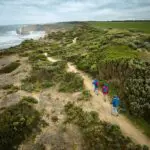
(124, 61, 150, 123)
(0, 101, 42, 150)
(0, 61, 20, 74)
(2, 84, 14, 90)
(41, 80, 53, 88)
(29, 53, 47, 63)
(21, 81, 35, 92)
(19, 51, 31, 57)
(59, 72, 83, 93)
(78, 90, 91, 101)
(21, 61, 66, 91)
(2, 84, 19, 94)
(51, 116, 59, 122)
(22, 96, 38, 104)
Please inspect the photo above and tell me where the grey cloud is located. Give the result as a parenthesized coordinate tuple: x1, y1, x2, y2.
(0, 0, 150, 25)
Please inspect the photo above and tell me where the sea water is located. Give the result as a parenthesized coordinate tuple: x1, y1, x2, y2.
(0, 30, 45, 50)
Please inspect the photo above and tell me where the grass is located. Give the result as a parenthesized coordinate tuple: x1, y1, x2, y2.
(89, 21, 150, 33)
(101, 45, 138, 62)
(0, 61, 20, 74)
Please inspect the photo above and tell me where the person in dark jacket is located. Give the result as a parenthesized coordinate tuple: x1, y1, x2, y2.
(111, 95, 120, 116)
(92, 79, 99, 95)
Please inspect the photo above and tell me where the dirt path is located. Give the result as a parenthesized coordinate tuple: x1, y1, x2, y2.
(46, 55, 150, 147)
(44, 53, 58, 62)
(72, 37, 77, 44)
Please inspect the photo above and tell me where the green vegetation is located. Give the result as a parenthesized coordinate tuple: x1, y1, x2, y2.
(21, 50, 66, 91)
(89, 21, 150, 33)
(2, 84, 19, 94)
(100, 45, 138, 62)
(21, 47, 83, 93)
(59, 72, 83, 93)
(64, 102, 149, 150)
(51, 116, 59, 122)
(99, 79, 119, 97)
(124, 60, 150, 123)
(0, 101, 43, 150)
(2, 84, 17, 90)
(78, 90, 91, 101)
(22, 96, 38, 104)
(28, 53, 47, 63)
(0, 61, 20, 74)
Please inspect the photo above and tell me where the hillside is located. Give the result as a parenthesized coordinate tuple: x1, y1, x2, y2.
(0, 22, 150, 150)
(15, 22, 77, 35)
(89, 21, 150, 33)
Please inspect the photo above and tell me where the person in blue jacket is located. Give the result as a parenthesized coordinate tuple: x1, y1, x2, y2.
(92, 79, 99, 95)
(111, 95, 120, 116)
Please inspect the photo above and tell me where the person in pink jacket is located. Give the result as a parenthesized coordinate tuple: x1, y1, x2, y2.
(102, 83, 109, 101)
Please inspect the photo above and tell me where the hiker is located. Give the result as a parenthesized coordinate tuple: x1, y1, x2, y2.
(92, 79, 99, 95)
(111, 95, 120, 116)
(102, 83, 109, 101)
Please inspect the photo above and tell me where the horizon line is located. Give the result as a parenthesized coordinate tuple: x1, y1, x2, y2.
(0, 19, 150, 26)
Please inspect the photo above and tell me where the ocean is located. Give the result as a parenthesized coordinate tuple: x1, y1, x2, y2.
(0, 28, 45, 50)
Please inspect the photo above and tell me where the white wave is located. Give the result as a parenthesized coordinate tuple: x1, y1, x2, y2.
(0, 30, 45, 50)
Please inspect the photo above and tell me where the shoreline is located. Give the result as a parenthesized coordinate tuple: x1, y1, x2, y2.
(0, 31, 46, 51)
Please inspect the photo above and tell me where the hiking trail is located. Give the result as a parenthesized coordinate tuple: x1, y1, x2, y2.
(44, 53, 150, 147)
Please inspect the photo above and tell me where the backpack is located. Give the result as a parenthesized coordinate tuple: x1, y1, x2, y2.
(103, 86, 108, 93)
(95, 81, 98, 86)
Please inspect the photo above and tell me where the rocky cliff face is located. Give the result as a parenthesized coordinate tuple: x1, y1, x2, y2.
(16, 26, 31, 35)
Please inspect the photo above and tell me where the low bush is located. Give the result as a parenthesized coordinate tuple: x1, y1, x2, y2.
(2, 84, 19, 94)
(41, 80, 53, 88)
(29, 53, 47, 63)
(51, 116, 59, 122)
(59, 72, 83, 93)
(0, 101, 42, 150)
(2, 84, 14, 90)
(0, 61, 20, 74)
(78, 90, 91, 101)
(22, 96, 38, 104)
(21, 61, 66, 91)
(21, 81, 35, 92)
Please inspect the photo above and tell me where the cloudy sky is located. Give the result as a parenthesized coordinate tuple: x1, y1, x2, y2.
(0, 0, 150, 25)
